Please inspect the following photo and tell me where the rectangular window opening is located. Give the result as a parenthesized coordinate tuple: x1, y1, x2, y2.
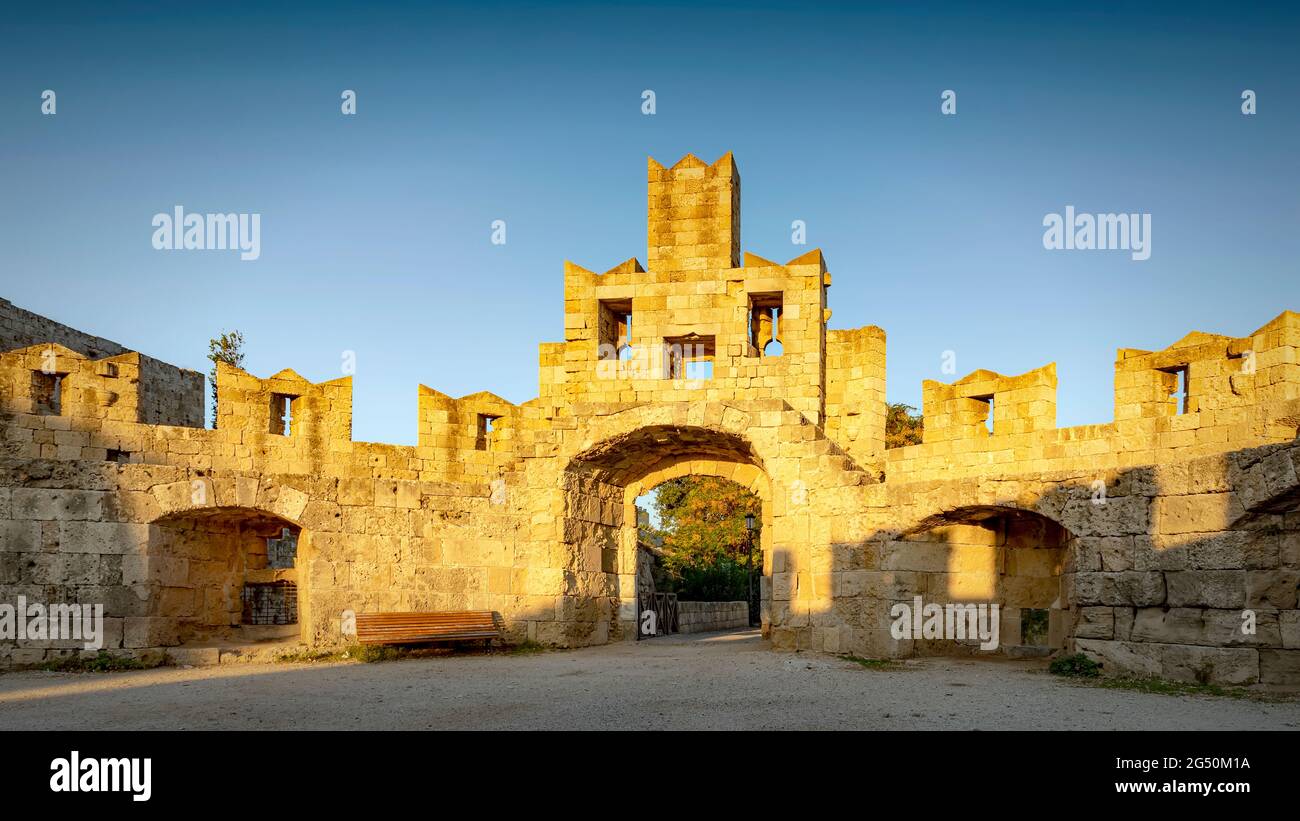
(1021, 608, 1050, 647)
(31, 371, 67, 415)
(269, 393, 299, 436)
(747, 292, 784, 357)
(1161, 365, 1189, 415)
(972, 394, 994, 436)
(477, 413, 502, 450)
(663, 335, 715, 381)
(266, 527, 298, 570)
(241, 580, 298, 625)
(598, 299, 634, 363)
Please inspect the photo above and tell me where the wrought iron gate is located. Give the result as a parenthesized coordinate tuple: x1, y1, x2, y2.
(635, 591, 678, 639)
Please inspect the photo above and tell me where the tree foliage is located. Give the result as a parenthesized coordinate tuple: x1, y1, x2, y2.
(645, 476, 761, 601)
(885, 402, 924, 449)
(207, 330, 245, 428)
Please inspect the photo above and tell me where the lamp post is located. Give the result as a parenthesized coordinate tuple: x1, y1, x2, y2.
(744, 512, 756, 627)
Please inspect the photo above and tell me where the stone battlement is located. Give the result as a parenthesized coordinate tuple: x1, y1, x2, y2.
(2, 153, 1299, 686)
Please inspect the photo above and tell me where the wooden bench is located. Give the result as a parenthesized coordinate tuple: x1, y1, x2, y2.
(355, 611, 501, 648)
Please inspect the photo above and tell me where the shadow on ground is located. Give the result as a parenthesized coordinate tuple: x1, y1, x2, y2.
(2, 629, 1298, 730)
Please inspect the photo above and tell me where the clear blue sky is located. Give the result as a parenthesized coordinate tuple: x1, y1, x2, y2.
(3, 1, 1297, 444)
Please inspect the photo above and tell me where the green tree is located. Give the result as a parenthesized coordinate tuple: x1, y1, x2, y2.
(207, 330, 245, 428)
(650, 476, 761, 600)
(885, 402, 924, 448)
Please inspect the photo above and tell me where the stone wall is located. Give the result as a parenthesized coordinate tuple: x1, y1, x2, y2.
(1068, 446, 1300, 686)
(0, 298, 132, 360)
(825, 326, 887, 474)
(0, 299, 203, 429)
(890, 312, 1300, 482)
(1, 151, 1299, 686)
(676, 601, 748, 633)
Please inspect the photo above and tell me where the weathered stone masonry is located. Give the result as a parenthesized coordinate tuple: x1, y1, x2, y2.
(2, 153, 1299, 685)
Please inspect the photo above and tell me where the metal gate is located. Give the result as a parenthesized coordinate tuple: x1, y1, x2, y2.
(635, 591, 678, 639)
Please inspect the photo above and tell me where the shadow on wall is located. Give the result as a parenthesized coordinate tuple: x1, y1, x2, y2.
(808, 449, 1300, 686)
(894, 507, 1069, 656)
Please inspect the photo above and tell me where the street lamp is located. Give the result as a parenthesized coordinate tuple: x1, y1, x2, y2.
(744, 513, 756, 627)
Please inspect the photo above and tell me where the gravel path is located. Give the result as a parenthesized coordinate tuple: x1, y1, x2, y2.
(1, 630, 1297, 730)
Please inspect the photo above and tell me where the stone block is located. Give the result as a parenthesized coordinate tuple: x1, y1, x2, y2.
(1259, 649, 1300, 685)
(1160, 644, 1258, 686)
(1074, 638, 1161, 678)
(123, 617, 179, 649)
(1165, 570, 1245, 608)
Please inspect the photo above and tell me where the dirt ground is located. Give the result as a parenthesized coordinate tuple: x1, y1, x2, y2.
(2, 630, 1298, 730)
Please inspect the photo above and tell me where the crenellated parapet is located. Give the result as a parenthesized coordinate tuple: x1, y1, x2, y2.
(214, 362, 353, 446)
(0, 343, 204, 441)
(546, 251, 830, 420)
(540, 153, 839, 432)
(647, 152, 739, 272)
(890, 312, 1300, 481)
(0, 299, 203, 429)
(922, 363, 1057, 443)
(417, 386, 518, 479)
(824, 325, 887, 469)
(1114, 311, 1300, 436)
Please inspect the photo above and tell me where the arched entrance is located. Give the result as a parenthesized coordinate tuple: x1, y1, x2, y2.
(561, 424, 773, 645)
(147, 506, 310, 646)
(892, 505, 1074, 656)
(629, 462, 767, 637)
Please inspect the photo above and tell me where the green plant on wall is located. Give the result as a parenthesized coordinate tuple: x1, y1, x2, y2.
(206, 330, 244, 428)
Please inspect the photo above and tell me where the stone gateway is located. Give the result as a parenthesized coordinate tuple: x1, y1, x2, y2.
(2, 152, 1299, 685)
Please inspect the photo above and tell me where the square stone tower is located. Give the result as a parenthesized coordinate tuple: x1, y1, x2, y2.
(647, 153, 740, 272)
(539, 151, 885, 467)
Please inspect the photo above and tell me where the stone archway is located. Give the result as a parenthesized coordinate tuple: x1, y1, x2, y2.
(146, 505, 311, 647)
(893, 505, 1075, 656)
(560, 424, 773, 645)
(515, 400, 877, 651)
(624, 457, 771, 633)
